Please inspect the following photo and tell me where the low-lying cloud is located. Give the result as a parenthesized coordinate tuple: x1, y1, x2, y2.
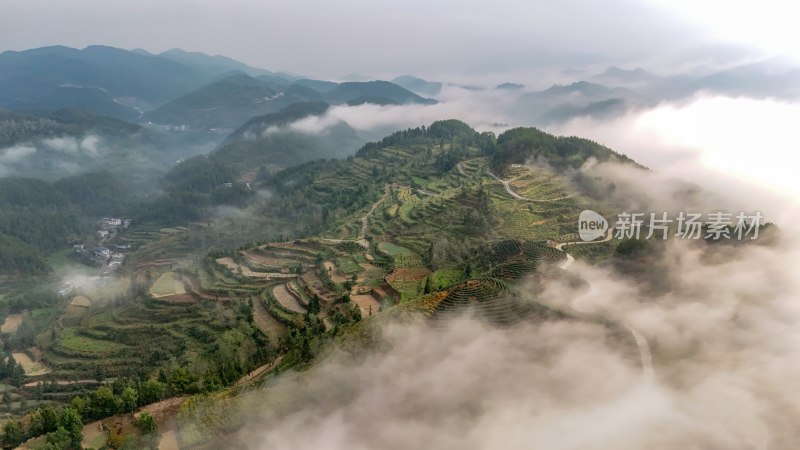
(548, 94, 800, 225)
(0, 144, 36, 175)
(227, 231, 800, 449)
(42, 134, 103, 157)
(178, 91, 800, 450)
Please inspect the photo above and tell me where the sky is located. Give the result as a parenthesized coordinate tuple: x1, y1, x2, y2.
(2, 0, 797, 77)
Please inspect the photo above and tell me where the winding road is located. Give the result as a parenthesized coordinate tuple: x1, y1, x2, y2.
(483, 167, 576, 202)
(323, 185, 391, 248)
(481, 164, 656, 381)
(555, 230, 655, 381)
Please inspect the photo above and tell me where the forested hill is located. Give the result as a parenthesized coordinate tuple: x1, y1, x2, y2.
(490, 127, 638, 172)
(143, 119, 637, 240)
(0, 109, 140, 148)
(0, 172, 130, 274)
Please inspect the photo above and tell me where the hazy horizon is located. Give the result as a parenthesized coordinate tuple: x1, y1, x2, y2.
(3, 0, 798, 79)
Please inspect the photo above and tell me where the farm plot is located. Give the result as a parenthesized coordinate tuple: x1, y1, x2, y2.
(377, 242, 425, 268)
(1, 313, 24, 333)
(216, 257, 284, 279)
(323, 261, 349, 283)
(386, 267, 432, 300)
(70, 295, 92, 307)
(351, 294, 380, 317)
(150, 272, 186, 298)
(12, 351, 50, 376)
(272, 284, 306, 314)
(252, 295, 287, 341)
(58, 327, 128, 354)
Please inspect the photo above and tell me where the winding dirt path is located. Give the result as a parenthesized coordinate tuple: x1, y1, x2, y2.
(323, 184, 390, 248)
(554, 230, 655, 381)
(485, 169, 576, 202)
(236, 356, 284, 386)
(485, 162, 655, 381)
(555, 229, 614, 270)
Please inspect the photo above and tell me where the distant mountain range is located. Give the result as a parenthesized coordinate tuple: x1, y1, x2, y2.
(0, 46, 436, 128)
(1, 44, 798, 134)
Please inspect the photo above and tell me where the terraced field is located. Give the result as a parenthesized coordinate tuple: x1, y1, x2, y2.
(272, 283, 306, 314)
(150, 272, 186, 298)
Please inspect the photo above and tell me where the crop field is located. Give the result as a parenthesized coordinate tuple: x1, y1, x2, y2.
(378, 242, 425, 268)
(150, 272, 186, 297)
(272, 284, 306, 314)
(335, 257, 363, 275)
(57, 327, 128, 354)
(377, 242, 409, 257)
(430, 269, 466, 290)
(12, 351, 51, 376)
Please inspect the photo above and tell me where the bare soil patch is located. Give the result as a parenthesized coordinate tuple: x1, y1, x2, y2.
(272, 284, 306, 313)
(13, 351, 50, 376)
(70, 296, 92, 307)
(351, 294, 380, 317)
(1, 313, 24, 333)
(386, 267, 432, 282)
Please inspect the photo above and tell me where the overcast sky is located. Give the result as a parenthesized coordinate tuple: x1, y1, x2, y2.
(2, 0, 796, 78)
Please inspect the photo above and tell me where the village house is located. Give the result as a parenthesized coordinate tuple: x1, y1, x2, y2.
(94, 246, 112, 259)
(103, 217, 123, 227)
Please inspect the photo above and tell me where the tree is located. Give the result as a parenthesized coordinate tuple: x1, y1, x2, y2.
(121, 387, 139, 413)
(29, 409, 45, 436)
(300, 337, 313, 362)
(136, 412, 160, 450)
(43, 427, 72, 450)
(139, 379, 166, 405)
(136, 412, 158, 434)
(41, 404, 59, 433)
(1, 420, 24, 449)
(57, 407, 83, 449)
(352, 304, 362, 322)
(307, 295, 321, 315)
(70, 396, 90, 418)
(463, 261, 473, 278)
(91, 385, 120, 418)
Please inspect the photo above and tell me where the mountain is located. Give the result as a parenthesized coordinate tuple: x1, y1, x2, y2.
(539, 98, 629, 123)
(512, 81, 637, 124)
(593, 66, 660, 85)
(144, 74, 322, 129)
(162, 102, 361, 201)
(324, 81, 437, 105)
(129, 119, 647, 447)
(146, 77, 436, 130)
(225, 101, 331, 141)
(687, 58, 800, 100)
(0, 108, 220, 184)
(294, 78, 339, 93)
(392, 75, 443, 96)
(157, 48, 272, 78)
(0, 45, 284, 120)
(496, 82, 525, 91)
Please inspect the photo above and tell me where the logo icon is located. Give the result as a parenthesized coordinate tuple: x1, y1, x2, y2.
(578, 210, 608, 242)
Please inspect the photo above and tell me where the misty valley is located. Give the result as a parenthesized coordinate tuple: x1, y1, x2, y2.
(0, 29, 796, 450)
